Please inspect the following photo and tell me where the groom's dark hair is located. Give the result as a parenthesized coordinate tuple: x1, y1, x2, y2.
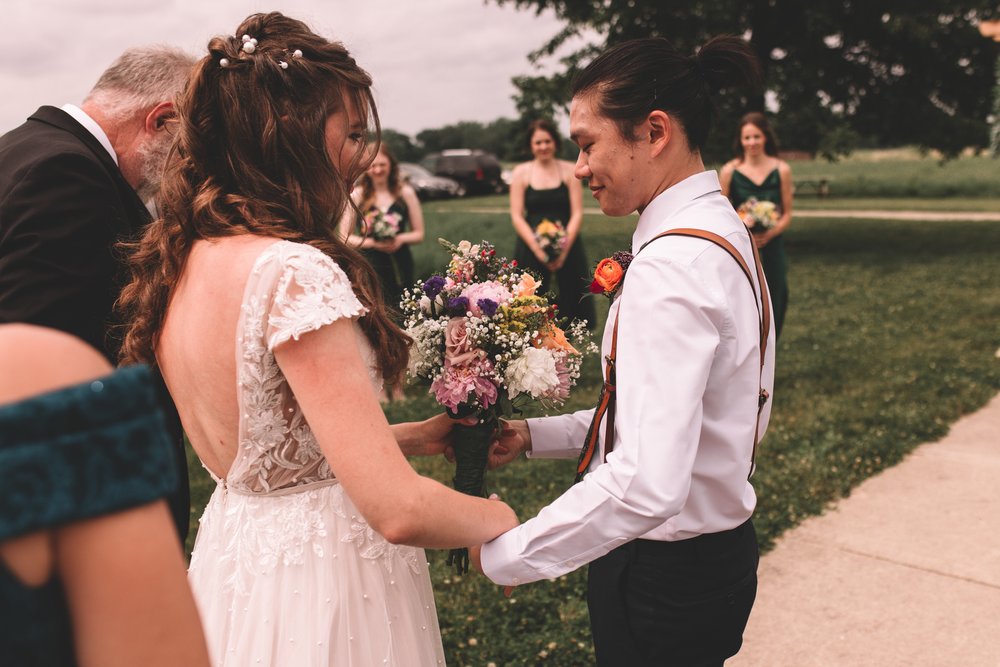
(119, 12, 411, 384)
(571, 36, 763, 153)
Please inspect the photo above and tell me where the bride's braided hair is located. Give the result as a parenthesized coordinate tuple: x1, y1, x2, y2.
(119, 12, 410, 383)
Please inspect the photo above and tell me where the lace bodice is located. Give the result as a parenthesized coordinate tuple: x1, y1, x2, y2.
(226, 240, 381, 494)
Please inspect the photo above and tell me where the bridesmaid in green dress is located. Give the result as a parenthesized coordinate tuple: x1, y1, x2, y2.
(509, 119, 596, 329)
(720, 112, 794, 339)
(341, 145, 425, 400)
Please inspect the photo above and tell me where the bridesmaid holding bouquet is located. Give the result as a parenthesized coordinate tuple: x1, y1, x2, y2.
(720, 112, 793, 339)
(509, 119, 596, 328)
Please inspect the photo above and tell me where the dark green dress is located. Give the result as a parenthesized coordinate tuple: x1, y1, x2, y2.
(360, 199, 415, 316)
(728, 168, 789, 339)
(513, 183, 597, 328)
(0, 365, 179, 667)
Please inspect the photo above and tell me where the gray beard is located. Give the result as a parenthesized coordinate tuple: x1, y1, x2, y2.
(134, 134, 173, 203)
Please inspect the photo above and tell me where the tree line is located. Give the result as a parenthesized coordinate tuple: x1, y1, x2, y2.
(384, 2, 998, 164)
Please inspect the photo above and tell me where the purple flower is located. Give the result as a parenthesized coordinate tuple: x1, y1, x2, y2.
(477, 298, 499, 318)
(447, 296, 470, 314)
(423, 275, 446, 298)
(611, 250, 634, 274)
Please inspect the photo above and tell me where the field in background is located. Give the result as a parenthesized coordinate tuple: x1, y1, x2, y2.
(185, 199, 1000, 665)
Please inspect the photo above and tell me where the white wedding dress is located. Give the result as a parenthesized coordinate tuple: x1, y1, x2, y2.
(188, 240, 446, 666)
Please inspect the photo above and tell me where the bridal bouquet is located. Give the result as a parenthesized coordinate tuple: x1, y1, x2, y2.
(402, 239, 595, 573)
(736, 198, 778, 232)
(363, 208, 403, 241)
(534, 219, 566, 262)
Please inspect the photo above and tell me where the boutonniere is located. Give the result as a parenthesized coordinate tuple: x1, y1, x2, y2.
(589, 250, 634, 299)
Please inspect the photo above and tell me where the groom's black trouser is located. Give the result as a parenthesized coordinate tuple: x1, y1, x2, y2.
(587, 519, 758, 667)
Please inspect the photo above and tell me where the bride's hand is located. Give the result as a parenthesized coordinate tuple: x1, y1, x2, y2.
(393, 412, 477, 457)
(440, 418, 531, 469)
(470, 494, 519, 599)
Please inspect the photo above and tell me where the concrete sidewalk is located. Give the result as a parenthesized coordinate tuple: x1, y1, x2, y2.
(731, 391, 1000, 667)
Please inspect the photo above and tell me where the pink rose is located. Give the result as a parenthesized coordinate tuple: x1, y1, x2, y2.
(444, 318, 483, 366)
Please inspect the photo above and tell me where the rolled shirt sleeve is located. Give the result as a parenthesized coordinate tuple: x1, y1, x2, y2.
(524, 409, 594, 460)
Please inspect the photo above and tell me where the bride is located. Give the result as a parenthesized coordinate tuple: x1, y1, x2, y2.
(117, 12, 518, 666)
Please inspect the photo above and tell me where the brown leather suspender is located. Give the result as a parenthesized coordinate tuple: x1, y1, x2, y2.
(574, 228, 771, 484)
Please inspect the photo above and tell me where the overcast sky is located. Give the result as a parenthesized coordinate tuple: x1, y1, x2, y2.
(4, 0, 595, 137)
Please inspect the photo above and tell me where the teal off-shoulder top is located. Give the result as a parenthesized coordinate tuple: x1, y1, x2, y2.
(0, 364, 179, 666)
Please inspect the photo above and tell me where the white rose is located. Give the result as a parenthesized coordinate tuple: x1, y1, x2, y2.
(504, 347, 559, 398)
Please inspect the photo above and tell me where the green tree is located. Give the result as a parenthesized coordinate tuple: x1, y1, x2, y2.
(380, 128, 422, 162)
(415, 118, 525, 161)
(493, 0, 999, 159)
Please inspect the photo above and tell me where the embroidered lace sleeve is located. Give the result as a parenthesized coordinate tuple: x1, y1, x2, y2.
(264, 244, 367, 351)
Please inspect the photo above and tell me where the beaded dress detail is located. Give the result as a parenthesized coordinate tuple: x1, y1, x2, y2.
(187, 241, 445, 666)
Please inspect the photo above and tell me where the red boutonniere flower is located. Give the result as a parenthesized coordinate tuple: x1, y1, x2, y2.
(589, 250, 634, 298)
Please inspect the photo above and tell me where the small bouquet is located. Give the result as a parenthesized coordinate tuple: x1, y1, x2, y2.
(534, 219, 566, 262)
(402, 239, 596, 573)
(736, 198, 778, 233)
(363, 208, 403, 241)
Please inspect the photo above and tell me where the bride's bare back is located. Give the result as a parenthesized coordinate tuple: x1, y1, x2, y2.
(158, 235, 281, 479)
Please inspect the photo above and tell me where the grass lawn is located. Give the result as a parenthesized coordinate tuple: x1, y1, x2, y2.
(185, 203, 1000, 666)
(793, 197, 1000, 212)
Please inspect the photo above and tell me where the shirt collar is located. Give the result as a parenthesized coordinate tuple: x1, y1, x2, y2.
(61, 104, 119, 166)
(632, 170, 721, 252)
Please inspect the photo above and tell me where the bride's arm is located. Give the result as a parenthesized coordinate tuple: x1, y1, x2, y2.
(275, 318, 519, 548)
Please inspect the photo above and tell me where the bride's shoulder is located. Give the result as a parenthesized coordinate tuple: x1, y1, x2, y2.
(254, 240, 356, 293)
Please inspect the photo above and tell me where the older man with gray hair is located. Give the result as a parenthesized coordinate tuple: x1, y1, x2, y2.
(0, 45, 197, 539)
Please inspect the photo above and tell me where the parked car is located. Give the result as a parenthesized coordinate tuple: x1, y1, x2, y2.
(420, 149, 506, 196)
(399, 162, 464, 200)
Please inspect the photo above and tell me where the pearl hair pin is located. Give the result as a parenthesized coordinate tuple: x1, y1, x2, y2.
(219, 58, 230, 67)
(292, 49, 303, 58)
(279, 61, 288, 70)
(241, 34, 258, 54)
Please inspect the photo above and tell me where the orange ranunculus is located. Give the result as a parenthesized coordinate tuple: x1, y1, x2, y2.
(534, 324, 578, 354)
(593, 258, 624, 293)
(516, 273, 539, 297)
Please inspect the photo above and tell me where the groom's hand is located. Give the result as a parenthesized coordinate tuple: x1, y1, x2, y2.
(486, 419, 531, 469)
(442, 418, 530, 468)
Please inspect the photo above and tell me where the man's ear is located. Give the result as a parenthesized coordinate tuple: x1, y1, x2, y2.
(145, 101, 176, 133)
(647, 110, 671, 158)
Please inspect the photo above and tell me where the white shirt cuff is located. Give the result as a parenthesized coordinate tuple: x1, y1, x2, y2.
(525, 412, 589, 459)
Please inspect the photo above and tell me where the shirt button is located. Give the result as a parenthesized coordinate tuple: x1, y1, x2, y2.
(512, 577, 520, 585)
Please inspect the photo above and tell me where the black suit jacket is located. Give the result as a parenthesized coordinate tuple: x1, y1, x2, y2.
(0, 106, 190, 540)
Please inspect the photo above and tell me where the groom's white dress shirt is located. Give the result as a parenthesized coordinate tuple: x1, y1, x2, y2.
(481, 170, 776, 586)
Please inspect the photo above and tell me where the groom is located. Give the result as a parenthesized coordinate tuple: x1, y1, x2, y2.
(472, 38, 775, 666)
(0, 46, 196, 539)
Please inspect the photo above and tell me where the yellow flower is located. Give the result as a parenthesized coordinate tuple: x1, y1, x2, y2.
(535, 219, 559, 237)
